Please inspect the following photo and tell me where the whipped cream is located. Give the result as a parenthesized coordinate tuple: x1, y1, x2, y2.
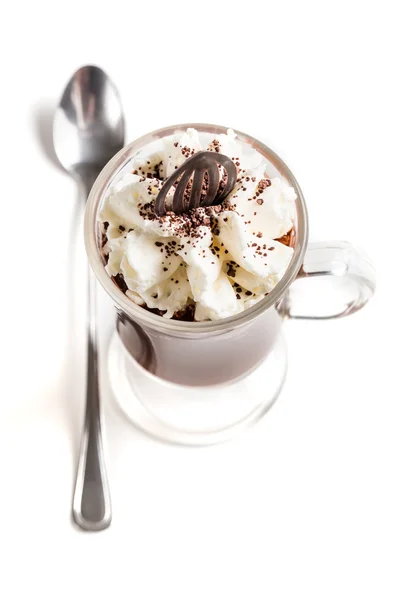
(100, 128, 296, 321)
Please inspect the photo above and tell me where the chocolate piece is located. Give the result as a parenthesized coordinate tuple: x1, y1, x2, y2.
(154, 151, 237, 217)
(172, 303, 196, 321)
(145, 306, 167, 317)
(275, 227, 296, 248)
(101, 221, 109, 249)
(113, 273, 128, 294)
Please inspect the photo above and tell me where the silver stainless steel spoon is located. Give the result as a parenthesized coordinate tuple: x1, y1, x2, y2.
(53, 65, 125, 531)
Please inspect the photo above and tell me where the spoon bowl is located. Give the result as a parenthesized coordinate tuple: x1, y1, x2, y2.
(54, 65, 125, 177)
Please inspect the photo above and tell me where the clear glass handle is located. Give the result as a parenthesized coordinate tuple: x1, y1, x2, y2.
(277, 241, 376, 319)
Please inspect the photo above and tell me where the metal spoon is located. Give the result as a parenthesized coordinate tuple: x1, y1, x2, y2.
(53, 65, 125, 530)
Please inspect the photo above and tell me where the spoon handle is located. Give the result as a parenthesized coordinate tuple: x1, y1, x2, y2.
(73, 173, 111, 531)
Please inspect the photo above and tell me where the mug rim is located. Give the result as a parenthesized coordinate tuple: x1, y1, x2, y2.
(84, 122, 309, 335)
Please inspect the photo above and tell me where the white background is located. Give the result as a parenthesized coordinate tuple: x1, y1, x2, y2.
(1, 1, 399, 598)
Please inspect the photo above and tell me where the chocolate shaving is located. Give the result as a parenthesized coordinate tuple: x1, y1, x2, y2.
(154, 151, 237, 217)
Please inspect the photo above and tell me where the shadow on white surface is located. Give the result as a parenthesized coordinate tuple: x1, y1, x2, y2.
(61, 201, 87, 462)
(33, 99, 63, 171)
(34, 102, 88, 468)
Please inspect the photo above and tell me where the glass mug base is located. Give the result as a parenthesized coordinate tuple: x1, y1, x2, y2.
(107, 329, 287, 446)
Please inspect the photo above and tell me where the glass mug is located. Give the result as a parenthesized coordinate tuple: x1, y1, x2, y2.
(85, 123, 375, 445)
